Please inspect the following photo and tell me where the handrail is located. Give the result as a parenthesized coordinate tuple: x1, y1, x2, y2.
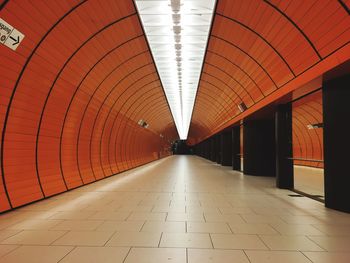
(288, 157, 324, 163)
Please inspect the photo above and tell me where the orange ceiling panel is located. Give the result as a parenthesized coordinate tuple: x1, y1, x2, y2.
(0, 0, 177, 212)
(189, 0, 350, 144)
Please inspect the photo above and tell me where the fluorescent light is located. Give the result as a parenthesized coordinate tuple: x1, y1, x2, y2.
(135, 0, 216, 140)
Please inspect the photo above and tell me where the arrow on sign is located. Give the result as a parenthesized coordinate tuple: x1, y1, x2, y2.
(9, 35, 20, 45)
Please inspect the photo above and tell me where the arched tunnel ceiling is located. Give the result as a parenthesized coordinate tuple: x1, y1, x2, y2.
(188, 0, 350, 144)
(0, 0, 178, 212)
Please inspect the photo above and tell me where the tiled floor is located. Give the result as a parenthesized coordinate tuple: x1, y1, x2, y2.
(294, 165, 324, 199)
(0, 155, 350, 262)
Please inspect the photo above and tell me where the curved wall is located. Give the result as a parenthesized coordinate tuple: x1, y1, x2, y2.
(292, 91, 323, 168)
(0, 1, 177, 212)
(189, 0, 350, 143)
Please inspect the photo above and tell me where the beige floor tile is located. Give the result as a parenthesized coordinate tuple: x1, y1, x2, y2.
(186, 206, 220, 213)
(219, 207, 255, 214)
(0, 246, 73, 263)
(106, 231, 161, 247)
(204, 213, 245, 223)
(124, 248, 186, 263)
(49, 211, 96, 220)
(128, 212, 166, 221)
(152, 205, 186, 213)
(241, 215, 285, 224)
(88, 211, 131, 220)
(229, 223, 279, 235)
(118, 205, 153, 212)
(270, 223, 325, 236)
(51, 220, 103, 231)
(0, 230, 66, 245)
(53, 231, 113, 246)
(160, 233, 212, 248)
(142, 221, 186, 233)
(313, 224, 350, 236)
(0, 230, 22, 242)
(303, 251, 350, 263)
(167, 213, 204, 222)
(245, 250, 311, 263)
(0, 245, 18, 257)
(60, 247, 130, 263)
(188, 249, 249, 263)
(96, 221, 144, 232)
(187, 222, 231, 234)
(5, 219, 62, 230)
(307, 236, 350, 251)
(211, 234, 267, 249)
(260, 235, 324, 251)
(2, 156, 350, 262)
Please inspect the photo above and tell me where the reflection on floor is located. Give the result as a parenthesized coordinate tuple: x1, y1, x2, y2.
(294, 165, 324, 199)
(0, 155, 350, 263)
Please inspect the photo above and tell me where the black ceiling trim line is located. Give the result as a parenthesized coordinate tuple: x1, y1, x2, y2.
(188, 0, 219, 139)
(263, 0, 322, 59)
(59, 35, 146, 187)
(216, 13, 296, 77)
(207, 50, 270, 93)
(0, 0, 89, 209)
(204, 62, 257, 103)
(338, 0, 350, 15)
(211, 35, 281, 87)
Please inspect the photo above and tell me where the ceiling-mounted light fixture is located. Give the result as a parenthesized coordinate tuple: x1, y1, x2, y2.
(238, 102, 247, 113)
(135, 0, 216, 140)
(138, 119, 149, 128)
(307, 123, 323, 129)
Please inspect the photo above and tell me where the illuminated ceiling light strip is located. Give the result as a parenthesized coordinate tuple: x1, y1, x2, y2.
(135, 0, 216, 140)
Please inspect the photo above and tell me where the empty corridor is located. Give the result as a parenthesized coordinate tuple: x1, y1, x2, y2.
(0, 156, 350, 262)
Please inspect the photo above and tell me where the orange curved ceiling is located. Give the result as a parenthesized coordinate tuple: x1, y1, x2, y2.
(189, 0, 350, 144)
(0, 0, 177, 212)
(1, 0, 350, 213)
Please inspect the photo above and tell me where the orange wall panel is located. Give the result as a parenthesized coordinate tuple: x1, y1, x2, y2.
(0, 0, 177, 213)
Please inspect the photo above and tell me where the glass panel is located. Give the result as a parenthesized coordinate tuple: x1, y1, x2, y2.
(292, 90, 324, 199)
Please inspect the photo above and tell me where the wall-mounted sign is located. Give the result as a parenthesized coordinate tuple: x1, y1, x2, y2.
(0, 18, 24, 51)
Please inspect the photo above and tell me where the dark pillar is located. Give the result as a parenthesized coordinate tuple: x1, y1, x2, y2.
(275, 104, 294, 189)
(323, 73, 350, 213)
(232, 126, 241, 171)
(221, 131, 233, 166)
(216, 135, 221, 163)
(210, 137, 216, 162)
(243, 119, 276, 177)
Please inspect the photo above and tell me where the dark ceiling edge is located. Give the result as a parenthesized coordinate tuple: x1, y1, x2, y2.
(263, 0, 322, 59)
(132, 0, 180, 139)
(0, 0, 9, 11)
(187, 0, 219, 141)
(338, 0, 350, 15)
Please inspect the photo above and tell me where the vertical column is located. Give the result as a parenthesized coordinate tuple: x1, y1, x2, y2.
(232, 126, 241, 171)
(221, 131, 233, 166)
(243, 119, 276, 177)
(216, 135, 221, 163)
(275, 104, 294, 189)
(210, 137, 216, 162)
(323, 73, 350, 213)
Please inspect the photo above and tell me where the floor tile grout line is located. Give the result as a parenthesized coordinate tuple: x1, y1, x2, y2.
(256, 234, 271, 251)
(57, 246, 77, 263)
(208, 233, 214, 249)
(103, 230, 118, 246)
(300, 251, 317, 263)
(158, 232, 163, 247)
(305, 235, 327, 251)
(242, 249, 252, 263)
(122, 247, 132, 263)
